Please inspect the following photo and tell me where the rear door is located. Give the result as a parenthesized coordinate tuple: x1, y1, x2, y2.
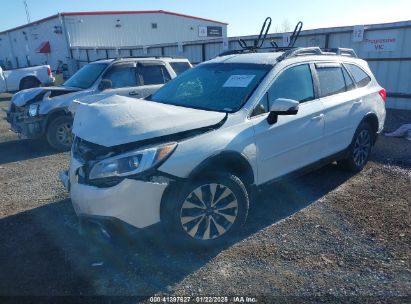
(314, 62, 358, 156)
(344, 63, 374, 130)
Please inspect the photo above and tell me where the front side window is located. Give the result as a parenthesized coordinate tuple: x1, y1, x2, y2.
(316, 66, 346, 97)
(102, 63, 137, 88)
(138, 65, 171, 85)
(63, 63, 108, 89)
(269, 64, 315, 103)
(345, 64, 371, 88)
(251, 64, 314, 116)
(149, 63, 272, 112)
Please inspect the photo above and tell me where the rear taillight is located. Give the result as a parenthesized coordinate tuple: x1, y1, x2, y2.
(378, 88, 387, 103)
(47, 67, 52, 77)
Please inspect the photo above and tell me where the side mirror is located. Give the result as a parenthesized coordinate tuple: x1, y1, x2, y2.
(98, 79, 112, 91)
(267, 98, 299, 125)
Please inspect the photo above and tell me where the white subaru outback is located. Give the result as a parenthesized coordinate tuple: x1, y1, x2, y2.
(61, 47, 386, 247)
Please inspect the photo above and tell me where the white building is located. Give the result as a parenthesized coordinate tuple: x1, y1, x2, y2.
(0, 10, 228, 72)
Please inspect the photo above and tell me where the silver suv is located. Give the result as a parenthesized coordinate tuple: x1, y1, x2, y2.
(6, 57, 191, 151)
(62, 47, 386, 247)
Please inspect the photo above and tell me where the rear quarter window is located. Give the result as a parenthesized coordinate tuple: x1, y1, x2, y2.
(170, 62, 191, 75)
(345, 64, 371, 88)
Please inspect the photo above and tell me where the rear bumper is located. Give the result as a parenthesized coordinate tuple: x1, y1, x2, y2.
(45, 77, 55, 86)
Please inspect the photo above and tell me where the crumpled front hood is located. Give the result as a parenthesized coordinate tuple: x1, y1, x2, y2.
(12, 86, 80, 107)
(72, 94, 226, 147)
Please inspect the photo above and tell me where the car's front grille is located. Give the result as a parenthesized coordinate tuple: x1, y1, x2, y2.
(9, 103, 25, 114)
(72, 137, 114, 162)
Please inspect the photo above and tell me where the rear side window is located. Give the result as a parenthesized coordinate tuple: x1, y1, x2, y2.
(137, 65, 171, 85)
(345, 64, 371, 88)
(103, 63, 137, 88)
(316, 66, 346, 97)
(170, 62, 191, 75)
(269, 64, 315, 103)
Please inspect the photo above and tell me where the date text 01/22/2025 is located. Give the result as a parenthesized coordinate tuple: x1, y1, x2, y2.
(149, 296, 257, 303)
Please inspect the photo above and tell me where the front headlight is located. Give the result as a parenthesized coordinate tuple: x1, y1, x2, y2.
(28, 104, 39, 117)
(88, 142, 177, 180)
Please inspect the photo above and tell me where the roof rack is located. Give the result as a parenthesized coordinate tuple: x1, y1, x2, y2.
(217, 18, 358, 61)
(219, 17, 273, 56)
(91, 56, 175, 62)
(277, 47, 357, 61)
(113, 56, 175, 61)
(218, 18, 303, 57)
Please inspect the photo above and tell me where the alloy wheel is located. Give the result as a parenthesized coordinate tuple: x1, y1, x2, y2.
(353, 129, 371, 167)
(180, 183, 239, 240)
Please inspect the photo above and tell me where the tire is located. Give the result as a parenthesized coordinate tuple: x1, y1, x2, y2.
(20, 78, 40, 90)
(162, 173, 249, 248)
(46, 116, 73, 151)
(338, 122, 373, 172)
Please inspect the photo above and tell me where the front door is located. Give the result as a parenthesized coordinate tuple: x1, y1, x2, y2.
(252, 63, 325, 184)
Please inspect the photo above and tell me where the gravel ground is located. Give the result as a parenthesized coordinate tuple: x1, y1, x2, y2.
(0, 93, 410, 302)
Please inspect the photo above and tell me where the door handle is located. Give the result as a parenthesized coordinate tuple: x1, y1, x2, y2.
(129, 91, 140, 96)
(311, 114, 324, 121)
(353, 99, 363, 104)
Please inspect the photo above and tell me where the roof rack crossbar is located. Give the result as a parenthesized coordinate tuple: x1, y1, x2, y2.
(336, 48, 358, 57)
(277, 47, 358, 61)
(111, 55, 175, 61)
(277, 47, 322, 61)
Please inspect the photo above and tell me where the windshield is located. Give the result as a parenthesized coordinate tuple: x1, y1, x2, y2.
(63, 63, 108, 89)
(149, 63, 272, 112)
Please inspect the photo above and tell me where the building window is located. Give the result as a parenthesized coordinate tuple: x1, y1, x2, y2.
(151, 23, 158, 29)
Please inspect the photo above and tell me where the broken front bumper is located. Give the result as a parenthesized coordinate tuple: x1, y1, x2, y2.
(60, 158, 169, 229)
(6, 110, 46, 139)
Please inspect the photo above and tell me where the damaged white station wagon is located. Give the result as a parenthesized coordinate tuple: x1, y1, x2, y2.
(61, 47, 386, 247)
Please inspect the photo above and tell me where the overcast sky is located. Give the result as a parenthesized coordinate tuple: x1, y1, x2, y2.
(1, 0, 410, 35)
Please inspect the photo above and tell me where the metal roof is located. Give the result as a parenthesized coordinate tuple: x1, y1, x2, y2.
(0, 10, 228, 35)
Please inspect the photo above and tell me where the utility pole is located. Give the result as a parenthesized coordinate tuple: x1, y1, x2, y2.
(24, 0, 31, 23)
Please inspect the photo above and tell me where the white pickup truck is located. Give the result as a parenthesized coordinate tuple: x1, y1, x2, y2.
(0, 65, 55, 93)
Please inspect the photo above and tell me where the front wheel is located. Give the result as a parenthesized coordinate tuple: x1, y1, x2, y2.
(46, 116, 73, 151)
(162, 173, 249, 248)
(338, 122, 373, 172)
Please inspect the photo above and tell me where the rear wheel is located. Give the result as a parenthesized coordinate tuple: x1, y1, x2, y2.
(46, 116, 73, 151)
(20, 78, 40, 90)
(338, 122, 373, 172)
(162, 173, 249, 248)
